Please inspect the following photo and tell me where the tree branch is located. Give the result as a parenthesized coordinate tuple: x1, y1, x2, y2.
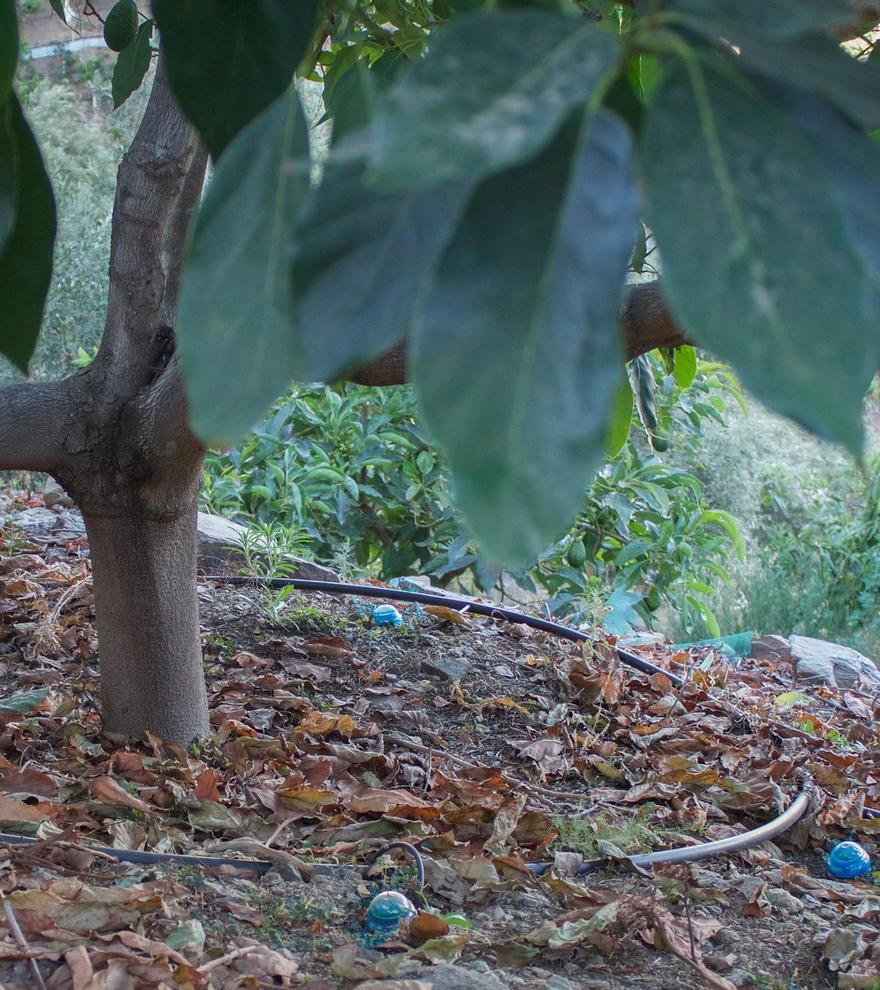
(345, 279, 690, 386)
(94, 57, 207, 404)
(0, 379, 70, 472)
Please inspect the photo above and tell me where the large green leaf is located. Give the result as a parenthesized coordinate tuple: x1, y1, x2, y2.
(0, 0, 16, 100)
(642, 59, 877, 450)
(178, 90, 310, 446)
(0, 97, 56, 372)
(153, 0, 318, 157)
(370, 10, 620, 190)
(667, 4, 880, 130)
(112, 18, 153, 109)
(0, 102, 14, 254)
(290, 134, 469, 381)
(667, 0, 864, 39)
(413, 109, 637, 563)
(769, 81, 880, 292)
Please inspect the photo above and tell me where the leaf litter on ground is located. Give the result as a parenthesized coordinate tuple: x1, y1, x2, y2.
(0, 489, 877, 987)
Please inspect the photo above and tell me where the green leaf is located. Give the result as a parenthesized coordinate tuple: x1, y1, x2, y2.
(0, 687, 49, 714)
(605, 376, 633, 457)
(667, 0, 862, 40)
(413, 109, 637, 563)
(697, 510, 745, 559)
(178, 90, 310, 446)
(48, 0, 66, 23)
(112, 18, 153, 109)
(667, 6, 880, 130)
(642, 59, 877, 451)
(768, 81, 880, 294)
(153, 0, 318, 157)
(672, 345, 697, 389)
(371, 10, 620, 190)
(0, 102, 14, 254)
(290, 134, 469, 381)
(774, 690, 810, 708)
(0, 0, 17, 99)
(0, 96, 56, 373)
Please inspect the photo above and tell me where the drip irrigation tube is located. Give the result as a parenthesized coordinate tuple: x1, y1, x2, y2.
(204, 575, 687, 687)
(0, 773, 814, 880)
(0, 579, 829, 883)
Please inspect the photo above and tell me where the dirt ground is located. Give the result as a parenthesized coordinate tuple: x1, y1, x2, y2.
(0, 490, 878, 989)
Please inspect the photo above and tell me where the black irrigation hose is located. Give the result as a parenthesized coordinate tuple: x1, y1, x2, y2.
(204, 575, 687, 686)
(0, 580, 835, 884)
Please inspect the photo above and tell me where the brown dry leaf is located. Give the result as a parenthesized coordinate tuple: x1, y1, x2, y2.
(648, 910, 735, 990)
(409, 911, 450, 944)
(0, 794, 49, 822)
(303, 636, 352, 658)
(741, 881, 769, 918)
(89, 776, 153, 813)
(296, 711, 357, 737)
(411, 931, 470, 962)
(347, 787, 433, 814)
(275, 785, 338, 810)
(476, 696, 530, 716)
(0, 766, 58, 797)
(65, 945, 94, 990)
(233, 650, 271, 669)
(7, 879, 169, 937)
(195, 767, 222, 802)
(423, 605, 469, 625)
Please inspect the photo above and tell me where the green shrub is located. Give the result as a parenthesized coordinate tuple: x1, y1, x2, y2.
(202, 351, 744, 634)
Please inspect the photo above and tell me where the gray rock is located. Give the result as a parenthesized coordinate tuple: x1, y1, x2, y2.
(41, 478, 73, 508)
(422, 656, 472, 681)
(790, 634, 880, 689)
(195, 512, 339, 580)
(419, 964, 508, 990)
(750, 634, 791, 663)
(546, 977, 576, 990)
(765, 887, 804, 914)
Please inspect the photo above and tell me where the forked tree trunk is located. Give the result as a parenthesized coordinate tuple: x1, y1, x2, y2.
(84, 508, 208, 740)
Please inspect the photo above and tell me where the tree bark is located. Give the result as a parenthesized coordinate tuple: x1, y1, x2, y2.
(84, 507, 208, 741)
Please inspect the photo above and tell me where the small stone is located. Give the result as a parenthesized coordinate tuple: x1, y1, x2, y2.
(41, 478, 73, 508)
(423, 657, 472, 681)
(420, 963, 508, 990)
(765, 887, 804, 913)
(470, 961, 491, 973)
(710, 928, 739, 948)
(729, 969, 757, 989)
(704, 953, 736, 973)
(492, 664, 515, 677)
(546, 977, 576, 990)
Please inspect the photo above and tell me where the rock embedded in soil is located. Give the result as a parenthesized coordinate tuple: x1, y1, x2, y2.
(422, 656, 473, 681)
(790, 634, 880, 689)
(750, 634, 791, 663)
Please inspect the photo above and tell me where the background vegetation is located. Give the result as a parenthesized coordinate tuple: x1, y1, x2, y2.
(8, 51, 880, 656)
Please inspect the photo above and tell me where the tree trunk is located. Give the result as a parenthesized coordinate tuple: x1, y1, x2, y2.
(84, 507, 208, 740)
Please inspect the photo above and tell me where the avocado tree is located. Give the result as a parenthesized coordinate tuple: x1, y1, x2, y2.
(0, 0, 878, 744)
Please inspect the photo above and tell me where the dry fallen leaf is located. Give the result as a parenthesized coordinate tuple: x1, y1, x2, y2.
(89, 776, 153, 813)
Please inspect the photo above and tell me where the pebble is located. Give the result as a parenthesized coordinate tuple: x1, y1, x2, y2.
(765, 887, 804, 914)
(546, 977, 576, 990)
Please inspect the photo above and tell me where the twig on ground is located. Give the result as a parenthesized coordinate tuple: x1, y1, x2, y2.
(2, 897, 47, 990)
